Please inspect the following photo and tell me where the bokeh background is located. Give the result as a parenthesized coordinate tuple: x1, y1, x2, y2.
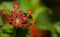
(0, 0, 60, 37)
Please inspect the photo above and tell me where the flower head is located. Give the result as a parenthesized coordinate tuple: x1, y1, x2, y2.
(13, 3, 18, 9)
(28, 10, 33, 14)
(2, 3, 35, 28)
(30, 20, 35, 25)
(2, 10, 6, 15)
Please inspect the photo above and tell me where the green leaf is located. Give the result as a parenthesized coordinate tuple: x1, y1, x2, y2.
(1, 33, 10, 37)
(1, 23, 13, 33)
(54, 22, 60, 34)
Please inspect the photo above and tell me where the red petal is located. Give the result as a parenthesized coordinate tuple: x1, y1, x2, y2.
(10, 12, 15, 15)
(13, 22, 17, 27)
(2, 10, 6, 15)
(24, 24, 30, 27)
(13, 3, 18, 9)
(21, 20, 25, 23)
(19, 10, 23, 15)
(6, 16, 12, 23)
(19, 24, 24, 28)
(11, 16, 14, 20)
(30, 20, 35, 25)
(15, 13, 19, 17)
(23, 17, 29, 21)
(28, 10, 33, 14)
(27, 10, 33, 17)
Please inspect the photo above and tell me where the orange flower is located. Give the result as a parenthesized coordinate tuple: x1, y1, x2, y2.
(30, 27, 51, 37)
(30, 27, 41, 37)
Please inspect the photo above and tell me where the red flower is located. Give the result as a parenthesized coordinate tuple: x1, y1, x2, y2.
(10, 11, 15, 15)
(11, 16, 15, 20)
(13, 3, 18, 9)
(2, 3, 35, 28)
(15, 13, 19, 17)
(19, 10, 23, 15)
(30, 20, 35, 25)
(2, 10, 6, 15)
(23, 17, 29, 21)
(6, 16, 12, 23)
(27, 10, 33, 17)
(28, 10, 33, 14)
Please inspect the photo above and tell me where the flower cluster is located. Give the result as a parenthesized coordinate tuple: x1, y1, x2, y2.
(2, 3, 35, 28)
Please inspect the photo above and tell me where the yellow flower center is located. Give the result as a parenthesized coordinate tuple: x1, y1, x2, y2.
(16, 18, 20, 24)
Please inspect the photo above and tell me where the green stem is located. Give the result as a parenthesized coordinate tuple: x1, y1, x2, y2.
(13, 28, 15, 37)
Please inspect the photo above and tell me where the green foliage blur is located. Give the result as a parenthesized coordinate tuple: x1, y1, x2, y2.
(0, 0, 60, 37)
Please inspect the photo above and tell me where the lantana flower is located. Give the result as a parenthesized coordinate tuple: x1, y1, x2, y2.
(2, 3, 35, 28)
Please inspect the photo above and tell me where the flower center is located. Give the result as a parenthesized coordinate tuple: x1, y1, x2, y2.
(16, 18, 20, 24)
